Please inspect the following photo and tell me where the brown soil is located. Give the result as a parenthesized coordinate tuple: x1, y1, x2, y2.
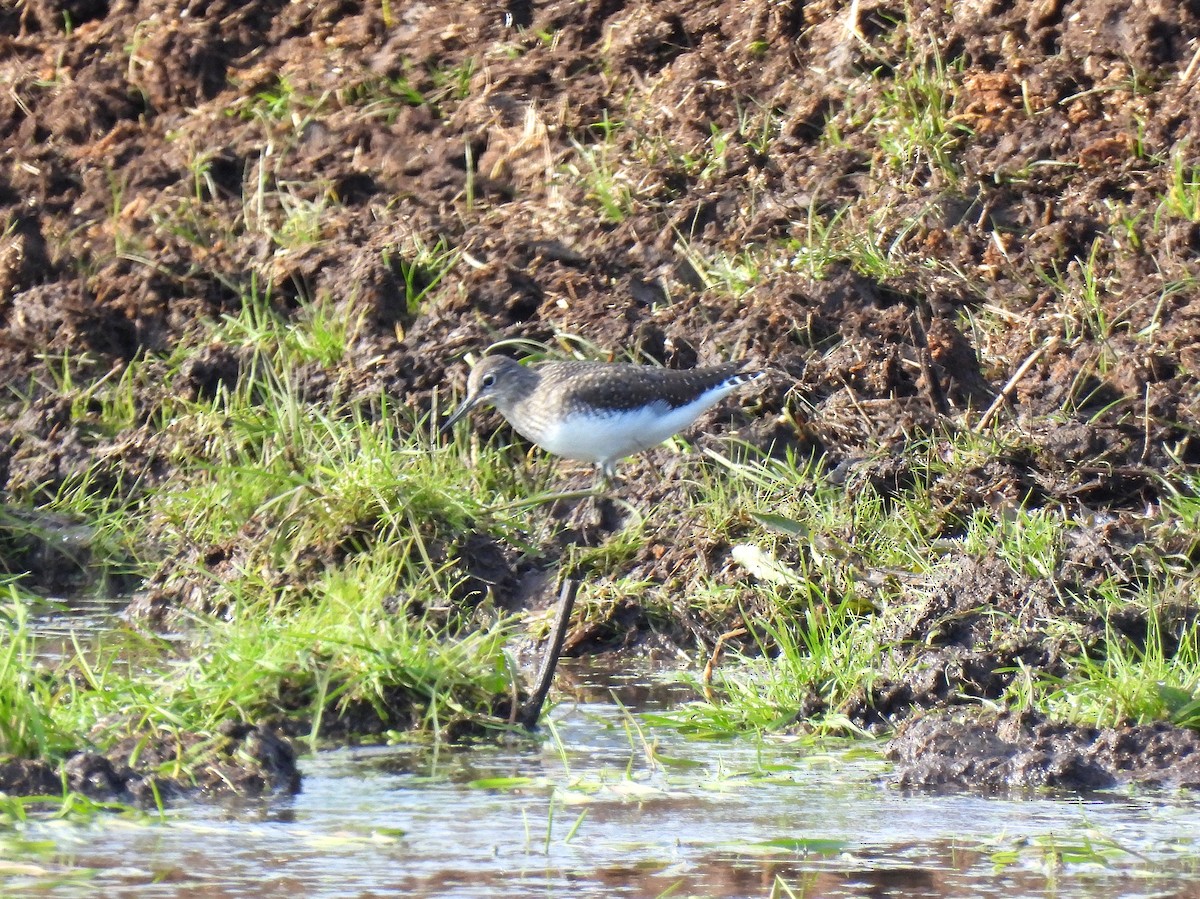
(2, 0, 1200, 793)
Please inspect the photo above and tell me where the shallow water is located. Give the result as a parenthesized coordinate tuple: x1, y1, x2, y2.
(24, 594, 140, 664)
(4, 664, 1200, 898)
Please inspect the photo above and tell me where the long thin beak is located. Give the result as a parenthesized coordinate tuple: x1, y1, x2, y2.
(440, 394, 479, 434)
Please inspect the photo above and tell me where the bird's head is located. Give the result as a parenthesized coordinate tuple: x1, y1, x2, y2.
(440, 356, 529, 431)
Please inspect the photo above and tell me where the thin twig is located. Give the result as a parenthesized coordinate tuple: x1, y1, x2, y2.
(1183, 44, 1200, 83)
(977, 337, 1058, 431)
(518, 577, 580, 729)
(702, 626, 748, 703)
(844, 0, 864, 40)
(1141, 382, 1152, 464)
(909, 312, 949, 416)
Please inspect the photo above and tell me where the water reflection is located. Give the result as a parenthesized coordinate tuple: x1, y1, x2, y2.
(552, 658, 700, 709)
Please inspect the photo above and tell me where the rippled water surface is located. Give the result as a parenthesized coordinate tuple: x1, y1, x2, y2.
(4, 663, 1200, 897)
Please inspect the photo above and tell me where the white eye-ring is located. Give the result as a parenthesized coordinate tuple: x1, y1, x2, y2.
(481, 373, 496, 388)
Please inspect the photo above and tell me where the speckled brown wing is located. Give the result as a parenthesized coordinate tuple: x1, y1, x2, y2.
(548, 362, 748, 415)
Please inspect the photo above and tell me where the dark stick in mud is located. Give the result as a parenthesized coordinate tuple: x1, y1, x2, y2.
(518, 577, 580, 729)
(909, 312, 949, 416)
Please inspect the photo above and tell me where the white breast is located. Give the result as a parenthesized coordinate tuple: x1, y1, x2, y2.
(527, 381, 743, 466)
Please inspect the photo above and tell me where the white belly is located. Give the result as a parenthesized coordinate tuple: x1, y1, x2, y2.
(526, 386, 739, 466)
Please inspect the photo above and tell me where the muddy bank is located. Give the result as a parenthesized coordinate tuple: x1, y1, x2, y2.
(890, 712, 1200, 791)
(0, 722, 298, 804)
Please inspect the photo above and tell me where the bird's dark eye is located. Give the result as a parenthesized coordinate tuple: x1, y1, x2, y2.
(481, 373, 496, 388)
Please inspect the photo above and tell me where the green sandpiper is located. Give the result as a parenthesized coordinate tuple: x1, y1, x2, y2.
(442, 356, 761, 481)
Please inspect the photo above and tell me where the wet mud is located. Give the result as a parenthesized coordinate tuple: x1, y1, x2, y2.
(891, 711, 1200, 791)
(0, 722, 299, 803)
